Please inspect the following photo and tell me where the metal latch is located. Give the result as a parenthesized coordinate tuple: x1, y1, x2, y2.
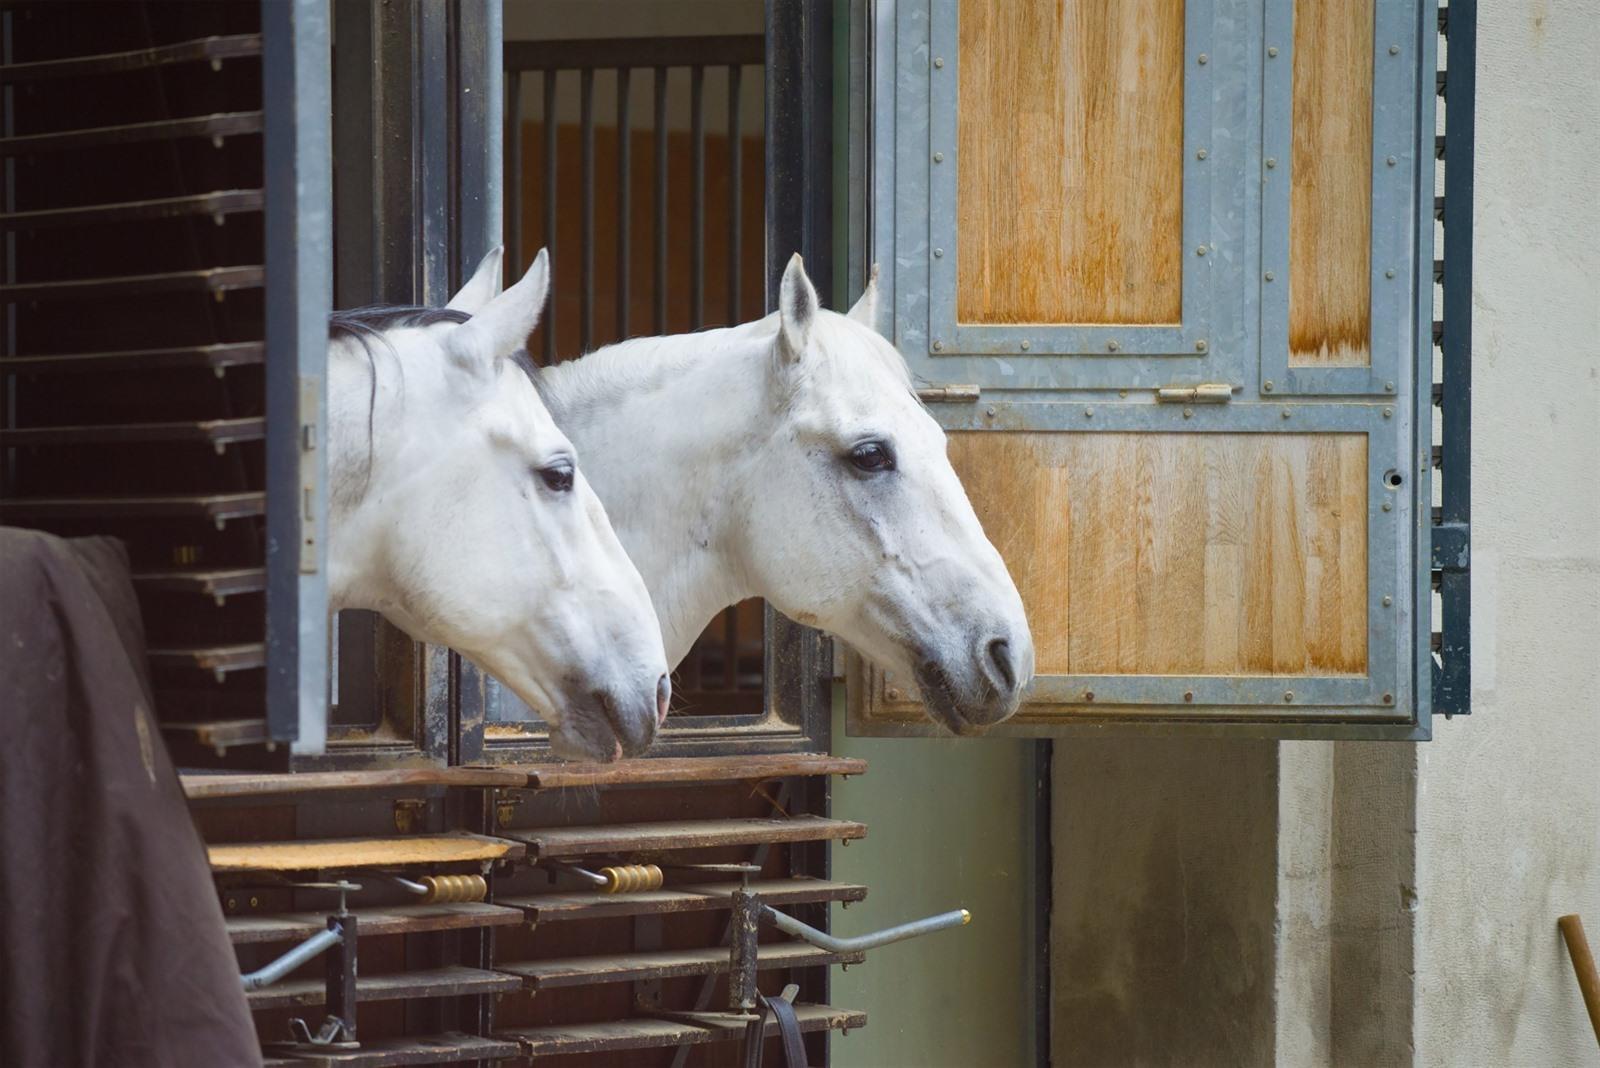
(1155, 383, 1238, 404)
(916, 384, 980, 403)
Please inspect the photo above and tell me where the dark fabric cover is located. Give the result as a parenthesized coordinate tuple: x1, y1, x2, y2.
(0, 528, 261, 1068)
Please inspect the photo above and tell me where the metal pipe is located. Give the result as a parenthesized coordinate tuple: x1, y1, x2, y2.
(371, 871, 430, 895)
(615, 65, 631, 340)
(652, 66, 667, 334)
(725, 62, 742, 324)
(689, 63, 705, 330)
(241, 923, 343, 991)
(761, 905, 971, 954)
(540, 67, 558, 364)
(505, 69, 522, 273)
(579, 65, 595, 353)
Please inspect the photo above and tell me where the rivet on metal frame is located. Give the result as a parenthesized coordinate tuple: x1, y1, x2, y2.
(933, 247, 944, 258)
(1267, 46, 1279, 58)
(1183, 408, 1193, 419)
(1382, 595, 1393, 607)
(1389, 44, 1400, 55)
(933, 151, 944, 163)
(1196, 245, 1208, 256)
(886, 688, 901, 702)
(1265, 157, 1277, 169)
(1020, 339, 1031, 351)
(1196, 148, 1208, 160)
(1264, 271, 1275, 282)
(1083, 407, 1094, 418)
(932, 339, 944, 351)
(1195, 339, 1208, 353)
(1382, 501, 1393, 512)
(1183, 690, 1195, 702)
(1196, 53, 1208, 65)
(1385, 268, 1396, 279)
(1385, 381, 1396, 392)
(1083, 691, 1096, 702)
(1263, 380, 1275, 392)
(1382, 693, 1395, 705)
(1281, 408, 1292, 419)
(1386, 155, 1398, 167)
(985, 406, 996, 417)
(934, 56, 945, 68)
(1383, 407, 1393, 419)
(1107, 339, 1121, 352)
(1283, 691, 1295, 703)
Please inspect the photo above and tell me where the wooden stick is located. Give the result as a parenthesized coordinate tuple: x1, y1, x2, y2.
(1558, 914, 1600, 1046)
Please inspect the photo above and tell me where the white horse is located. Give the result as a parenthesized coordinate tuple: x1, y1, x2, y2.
(325, 248, 670, 760)
(519, 253, 1033, 733)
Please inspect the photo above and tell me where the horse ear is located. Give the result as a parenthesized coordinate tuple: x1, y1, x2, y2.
(845, 263, 880, 330)
(446, 246, 505, 313)
(445, 248, 550, 376)
(777, 253, 818, 362)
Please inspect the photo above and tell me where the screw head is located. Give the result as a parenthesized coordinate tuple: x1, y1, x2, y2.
(1385, 268, 1396, 279)
(1196, 148, 1209, 160)
(1385, 381, 1396, 392)
(1183, 408, 1193, 419)
(1283, 691, 1295, 703)
(933, 151, 945, 163)
(1084, 407, 1094, 418)
(932, 339, 943, 351)
(1382, 693, 1395, 705)
(1197, 53, 1208, 65)
(886, 687, 901, 701)
(1389, 44, 1400, 55)
(1020, 339, 1031, 351)
(1266, 157, 1277, 169)
(1386, 155, 1398, 167)
(1195, 339, 1208, 352)
(1268, 46, 1279, 57)
(226, 897, 237, 911)
(1281, 408, 1292, 419)
(1383, 407, 1393, 419)
(1263, 380, 1275, 392)
(985, 405, 996, 416)
(1382, 595, 1393, 607)
(1264, 271, 1275, 282)
(933, 247, 944, 258)
(1183, 690, 1195, 702)
(1382, 500, 1393, 512)
(1107, 339, 1121, 352)
(934, 56, 945, 68)
(1196, 245, 1208, 256)
(1083, 690, 1096, 702)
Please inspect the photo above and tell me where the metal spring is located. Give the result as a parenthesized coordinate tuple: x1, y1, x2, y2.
(599, 864, 663, 894)
(417, 874, 487, 904)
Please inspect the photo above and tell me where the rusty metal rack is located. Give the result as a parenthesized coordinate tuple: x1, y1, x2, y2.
(187, 753, 965, 1065)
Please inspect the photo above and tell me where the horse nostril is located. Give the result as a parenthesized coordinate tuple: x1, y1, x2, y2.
(987, 637, 1017, 693)
(656, 674, 671, 727)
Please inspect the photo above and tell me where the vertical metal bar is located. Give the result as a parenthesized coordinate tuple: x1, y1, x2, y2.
(689, 64, 705, 330)
(326, 914, 359, 1041)
(653, 66, 668, 334)
(723, 608, 739, 690)
(263, 0, 331, 754)
(541, 69, 558, 364)
(726, 63, 743, 324)
(1436, 0, 1474, 716)
(506, 71, 523, 274)
(615, 66, 632, 341)
(579, 66, 595, 354)
(416, 0, 450, 303)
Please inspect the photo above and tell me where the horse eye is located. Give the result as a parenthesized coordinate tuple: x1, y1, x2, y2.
(849, 441, 895, 473)
(537, 462, 575, 493)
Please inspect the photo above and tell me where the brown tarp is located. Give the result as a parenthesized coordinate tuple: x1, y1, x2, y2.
(0, 528, 261, 1068)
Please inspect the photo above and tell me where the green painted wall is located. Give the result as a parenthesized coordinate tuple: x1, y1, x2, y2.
(828, 686, 1041, 1067)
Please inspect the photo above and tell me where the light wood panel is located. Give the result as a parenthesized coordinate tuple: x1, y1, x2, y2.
(949, 432, 1368, 676)
(1289, 0, 1374, 366)
(957, 0, 1185, 325)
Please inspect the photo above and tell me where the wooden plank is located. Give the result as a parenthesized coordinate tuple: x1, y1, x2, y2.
(499, 878, 867, 923)
(184, 767, 528, 800)
(264, 1032, 518, 1067)
(208, 832, 524, 873)
(516, 753, 866, 789)
(957, 0, 1185, 325)
(227, 902, 524, 945)
(246, 965, 520, 1012)
(498, 942, 863, 990)
(503, 815, 866, 859)
(1289, 0, 1374, 366)
(949, 432, 1368, 676)
(500, 1003, 867, 1057)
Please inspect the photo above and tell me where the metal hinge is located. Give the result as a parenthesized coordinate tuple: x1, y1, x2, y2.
(1155, 383, 1239, 404)
(299, 376, 321, 575)
(916, 384, 980, 403)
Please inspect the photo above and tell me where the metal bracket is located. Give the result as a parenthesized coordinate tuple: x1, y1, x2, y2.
(916, 384, 980, 403)
(1155, 383, 1238, 404)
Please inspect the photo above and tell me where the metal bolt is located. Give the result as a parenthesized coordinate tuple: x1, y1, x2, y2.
(250, 896, 259, 909)
(226, 898, 237, 911)
(934, 56, 945, 68)
(1263, 380, 1275, 392)
(1283, 691, 1295, 702)
(1107, 339, 1120, 352)
(1383, 407, 1393, 419)
(1197, 148, 1209, 160)
(1382, 693, 1395, 705)
(1389, 44, 1400, 55)
(1268, 46, 1279, 57)
(932, 339, 944, 351)
(1197, 53, 1208, 65)
(1382, 500, 1393, 512)
(886, 687, 901, 701)
(1083, 690, 1096, 702)
(1183, 690, 1195, 702)
(1196, 245, 1208, 256)
(1266, 157, 1277, 169)
(1385, 268, 1396, 279)
(985, 405, 996, 417)
(933, 247, 944, 258)
(1195, 339, 1208, 352)
(1282, 408, 1292, 419)
(1264, 271, 1275, 282)
(1020, 339, 1031, 351)
(1386, 155, 1397, 167)
(1083, 407, 1094, 418)
(933, 151, 944, 163)
(1382, 595, 1393, 607)
(1385, 381, 1396, 392)
(1183, 408, 1193, 419)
